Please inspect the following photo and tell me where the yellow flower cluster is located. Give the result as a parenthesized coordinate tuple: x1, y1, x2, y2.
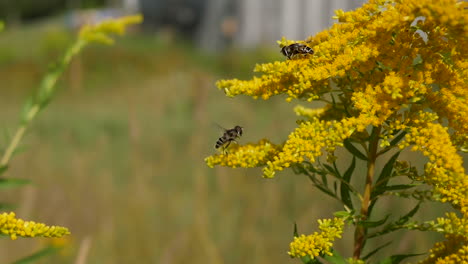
(0, 212, 70, 240)
(418, 236, 468, 264)
(294, 105, 329, 119)
(205, 139, 282, 168)
(79, 15, 143, 45)
(288, 218, 344, 259)
(400, 114, 468, 214)
(211, 0, 467, 179)
(435, 213, 468, 238)
(293, 104, 345, 122)
(263, 117, 366, 178)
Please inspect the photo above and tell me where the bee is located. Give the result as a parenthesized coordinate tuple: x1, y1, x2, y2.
(281, 43, 314, 59)
(215, 125, 243, 153)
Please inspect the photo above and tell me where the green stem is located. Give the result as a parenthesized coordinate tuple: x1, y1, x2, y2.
(1, 126, 26, 167)
(0, 40, 86, 169)
(353, 126, 381, 259)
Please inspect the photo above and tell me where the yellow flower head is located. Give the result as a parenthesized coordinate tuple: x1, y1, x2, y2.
(205, 139, 282, 168)
(288, 218, 344, 259)
(79, 14, 143, 45)
(0, 212, 70, 240)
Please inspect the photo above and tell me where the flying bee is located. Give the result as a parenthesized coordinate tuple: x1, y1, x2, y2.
(215, 125, 243, 153)
(281, 43, 314, 59)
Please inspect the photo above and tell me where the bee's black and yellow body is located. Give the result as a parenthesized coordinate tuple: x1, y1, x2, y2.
(281, 43, 314, 59)
(215, 125, 243, 150)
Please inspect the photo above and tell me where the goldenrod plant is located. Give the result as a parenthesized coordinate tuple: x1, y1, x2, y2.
(205, 0, 467, 263)
(0, 15, 142, 261)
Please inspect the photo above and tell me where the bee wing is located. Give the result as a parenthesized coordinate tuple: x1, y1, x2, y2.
(213, 122, 228, 132)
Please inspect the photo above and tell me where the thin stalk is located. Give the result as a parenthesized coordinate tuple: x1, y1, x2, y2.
(0, 40, 85, 169)
(0, 126, 27, 167)
(353, 126, 381, 259)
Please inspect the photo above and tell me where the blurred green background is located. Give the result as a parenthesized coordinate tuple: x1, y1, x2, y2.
(0, 1, 465, 264)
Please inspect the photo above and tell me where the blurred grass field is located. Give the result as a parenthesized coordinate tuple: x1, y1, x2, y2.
(0, 21, 458, 263)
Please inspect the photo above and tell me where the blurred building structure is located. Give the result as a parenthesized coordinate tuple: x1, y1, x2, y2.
(137, 0, 366, 51)
(1, 0, 366, 50)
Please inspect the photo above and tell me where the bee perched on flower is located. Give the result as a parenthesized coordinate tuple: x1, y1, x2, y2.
(280, 43, 314, 59)
(214, 125, 243, 153)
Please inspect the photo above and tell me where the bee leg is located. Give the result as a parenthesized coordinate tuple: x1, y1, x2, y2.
(221, 141, 231, 154)
(225, 141, 231, 149)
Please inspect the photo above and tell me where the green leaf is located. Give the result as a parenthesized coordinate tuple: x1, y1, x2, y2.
(314, 183, 336, 200)
(360, 214, 390, 228)
(383, 184, 418, 191)
(12, 246, 60, 264)
(395, 203, 420, 225)
(344, 139, 368, 161)
(0, 202, 16, 211)
(371, 152, 400, 204)
(292, 164, 307, 174)
(340, 157, 355, 210)
(362, 241, 392, 260)
(368, 203, 421, 238)
(378, 131, 407, 156)
(0, 165, 8, 176)
(323, 164, 336, 176)
(377, 253, 423, 264)
(321, 172, 328, 188)
(389, 131, 407, 146)
(323, 249, 346, 264)
(20, 97, 34, 124)
(293, 222, 299, 237)
(334, 211, 351, 218)
(300, 255, 322, 264)
(0, 178, 31, 189)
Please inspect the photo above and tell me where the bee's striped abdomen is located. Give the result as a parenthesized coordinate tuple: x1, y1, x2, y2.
(214, 125, 243, 150)
(215, 136, 228, 149)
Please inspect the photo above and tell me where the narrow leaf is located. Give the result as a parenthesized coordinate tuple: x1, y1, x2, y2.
(13, 246, 60, 264)
(300, 255, 322, 264)
(362, 241, 392, 260)
(0, 203, 16, 211)
(323, 249, 346, 264)
(0, 178, 31, 189)
(360, 214, 390, 228)
(315, 184, 336, 199)
(369, 152, 400, 215)
(344, 139, 368, 161)
(20, 97, 34, 124)
(372, 152, 400, 198)
(293, 222, 299, 237)
(332, 162, 342, 178)
(377, 253, 423, 264)
(395, 203, 420, 225)
(321, 173, 328, 188)
(340, 157, 355, 210)
(0, 165, 8, 176)
(368, 203, 421, 238)
(323, 164, 336, 175)
(383, 184, 418, 191)
(389, 131, 407, 146)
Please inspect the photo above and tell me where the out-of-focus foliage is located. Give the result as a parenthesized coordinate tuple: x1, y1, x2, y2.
(0, 0, 106, 21)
